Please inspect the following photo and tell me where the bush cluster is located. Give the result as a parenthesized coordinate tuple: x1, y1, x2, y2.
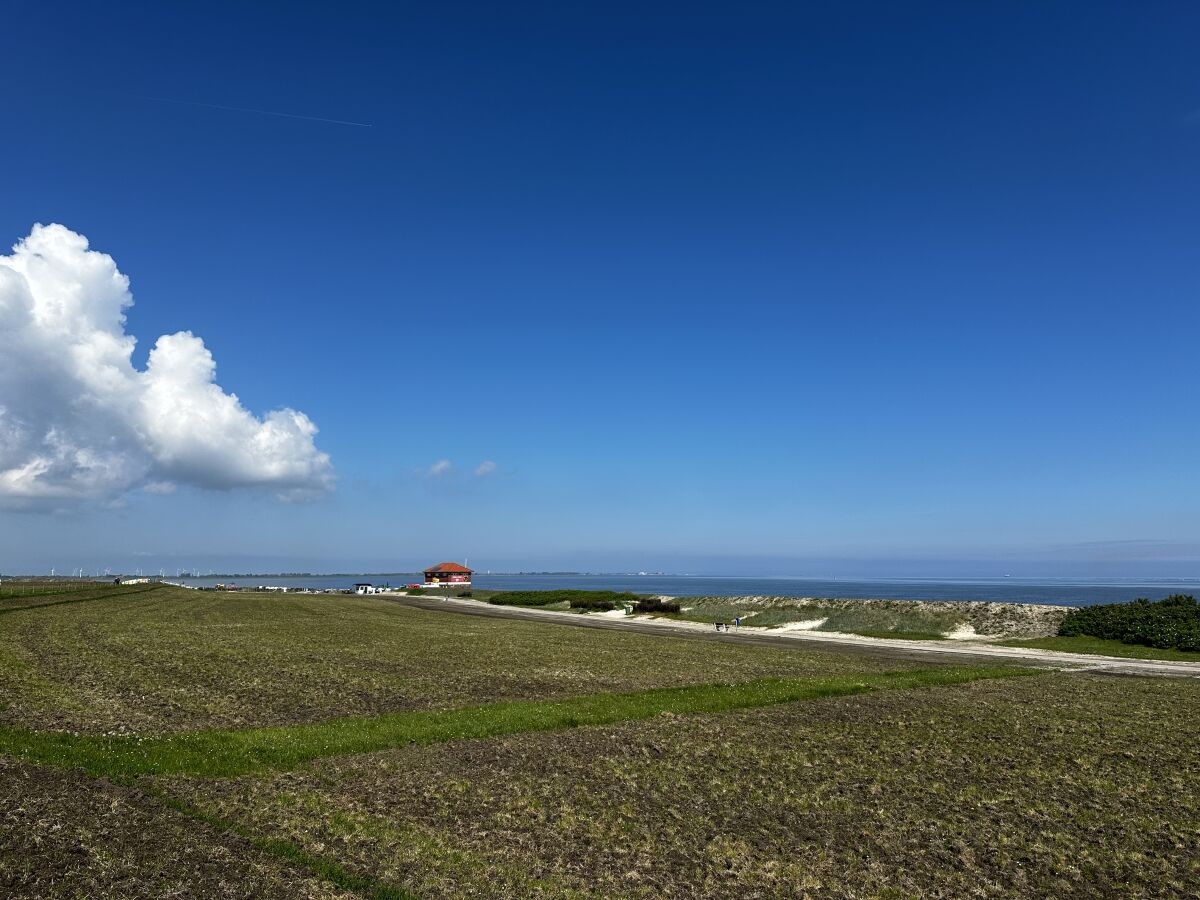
(1058, 595, 1200, 651)
(634, 597, 681, 614)
(568, 594, 631, 611)
(487, 590, 643, 611)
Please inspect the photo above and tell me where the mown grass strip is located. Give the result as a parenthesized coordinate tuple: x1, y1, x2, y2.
(1001, 635, 1200, 662)
(143, 786, 415, 900)
(0, 667, 1031, 778)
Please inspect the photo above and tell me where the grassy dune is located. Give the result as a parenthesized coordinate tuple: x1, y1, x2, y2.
(670, 595, 1070, 638)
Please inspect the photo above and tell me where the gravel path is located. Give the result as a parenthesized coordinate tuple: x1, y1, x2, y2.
(384, 593, 1200, 678)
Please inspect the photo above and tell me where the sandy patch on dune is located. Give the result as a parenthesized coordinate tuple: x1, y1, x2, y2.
(771, 618, 829, 632)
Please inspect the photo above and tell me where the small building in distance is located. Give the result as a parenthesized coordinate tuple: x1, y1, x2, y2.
(423, 562, 472, 586)
(353, 582, 377, 595)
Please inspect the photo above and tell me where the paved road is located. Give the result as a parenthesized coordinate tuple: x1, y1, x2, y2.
(384, 593, 1200, 678)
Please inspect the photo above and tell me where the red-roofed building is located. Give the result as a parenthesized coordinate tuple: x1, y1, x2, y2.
(423, 562, 473, 585)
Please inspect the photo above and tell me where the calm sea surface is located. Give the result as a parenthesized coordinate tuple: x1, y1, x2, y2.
(172, 573, 1200, 607)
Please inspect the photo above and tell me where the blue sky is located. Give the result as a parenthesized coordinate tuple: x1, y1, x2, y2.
(2, 2, 1199, 576)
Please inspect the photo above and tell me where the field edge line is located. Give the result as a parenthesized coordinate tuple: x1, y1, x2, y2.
(139, 783, 417, 900)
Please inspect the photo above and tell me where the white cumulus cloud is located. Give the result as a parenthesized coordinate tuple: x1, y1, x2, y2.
(474, 460, 496, 477)
(0, 223, 333, 509)
(427, 459, 452, 477)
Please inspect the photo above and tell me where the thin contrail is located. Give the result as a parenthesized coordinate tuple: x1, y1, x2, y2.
(141, 95, 372, 127)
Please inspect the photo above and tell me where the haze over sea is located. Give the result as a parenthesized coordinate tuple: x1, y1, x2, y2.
(174, 574, 1200, 607)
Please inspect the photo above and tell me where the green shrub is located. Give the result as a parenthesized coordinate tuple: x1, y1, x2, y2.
(1058, 595, 1200, 651)
(456, 590, 472, 598)
(634, 597, 681, 614)
(487, 590, 642, 611)
(568, 595, 622, 611)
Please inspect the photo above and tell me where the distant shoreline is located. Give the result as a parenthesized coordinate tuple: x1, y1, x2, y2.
(5, 572, 1198, 607)
(153, 572, 1200, 582)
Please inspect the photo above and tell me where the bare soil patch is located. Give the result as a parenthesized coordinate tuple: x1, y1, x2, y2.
(0, 756, 348, 900)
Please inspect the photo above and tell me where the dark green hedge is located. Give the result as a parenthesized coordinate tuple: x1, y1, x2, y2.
(1058, 594, 1200, 651)
(635, 597, 681, 614)
(487, 590, 643, 611)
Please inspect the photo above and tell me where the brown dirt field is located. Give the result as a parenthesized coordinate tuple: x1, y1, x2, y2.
(0, 756, 350, 900)
(165, 673, 1200, 899)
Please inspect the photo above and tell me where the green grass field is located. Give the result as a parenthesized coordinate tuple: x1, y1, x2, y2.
(2, 582, 1198, 899)
(0, 580, 146, 612)
(0, 584, 926, 735)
